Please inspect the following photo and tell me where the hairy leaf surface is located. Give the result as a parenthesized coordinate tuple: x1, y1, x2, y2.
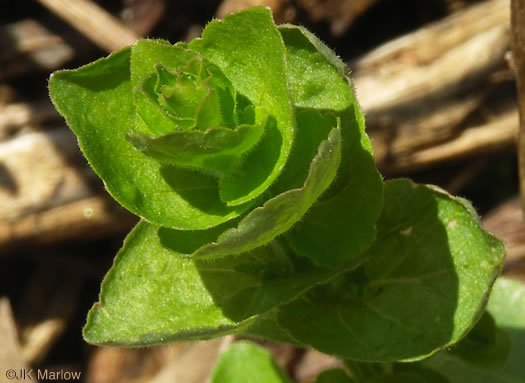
(49, 48, 252, 230)
(84, 222, 341, 345)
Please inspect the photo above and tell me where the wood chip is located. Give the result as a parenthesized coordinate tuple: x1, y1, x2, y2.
(85, 338, 229, 383)
(349, 0, 516, 173)
(297, 0, 377, 36)
(17, 266, 83, 365)
(0, 127, 135, 250)
(380, 109, 518, 173)
(0, 128, 96, 221)
(511, 0, 525, 211)
(121, 0, 166, 36)
(294, 348, 341, 382)
(484, 196, 525, 262)
(217, 0, 292, 23)
(0, 19, 74, 79)
(0, 100, 58, 139)
(148, 339, 225, 383)
(36, 0, 139, 52)
(353, 0, 510, 111)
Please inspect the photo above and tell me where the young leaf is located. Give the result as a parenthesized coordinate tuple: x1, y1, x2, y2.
(127, 121, 265, 177)
(130, 40, 237, 133)
(49, 47, 252, 230)
(192, 126, 341, 259)
(277, 179, 504, 361)
(211, 341, 292, 383)
(129, 39, 263, 179)
(190, 7, 296, 206)
(49, 7, 507, 366)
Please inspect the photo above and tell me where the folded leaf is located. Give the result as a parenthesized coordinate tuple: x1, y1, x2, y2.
(278, 25, 353, 111)
(127, 117, 265, 177)
(286, 105, 382, 267)
(278, 24, 383, 267)
(192, 126, 341, 259)
(190, 7, 296, 206)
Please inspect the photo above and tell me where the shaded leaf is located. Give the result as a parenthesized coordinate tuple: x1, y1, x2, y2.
(344, 360, 390, 382)
(245, 310, 303, 346)
(195, 238, 337, 321)
(368, 373, 427, 383)
(391, 364, 450, 383)
(285, 105, 382, 267)
(192, 126, 341, 259)
(270, 110, 336, 193)
(316, 369, 355, 383)
(422, 278, 525, 383)
(447, 311, 511, 368)
(84, 222, 340, 345)
(279, 25, 382, 267)
(277, 179, 504, 361)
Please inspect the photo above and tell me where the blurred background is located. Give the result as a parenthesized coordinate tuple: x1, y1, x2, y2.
(0, 0, 524, 381)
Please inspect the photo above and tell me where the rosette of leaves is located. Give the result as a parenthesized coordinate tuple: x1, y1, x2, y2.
(49, 7, 505, 363)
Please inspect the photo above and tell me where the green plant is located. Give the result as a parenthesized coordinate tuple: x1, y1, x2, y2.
(49, 6, 514, 380)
